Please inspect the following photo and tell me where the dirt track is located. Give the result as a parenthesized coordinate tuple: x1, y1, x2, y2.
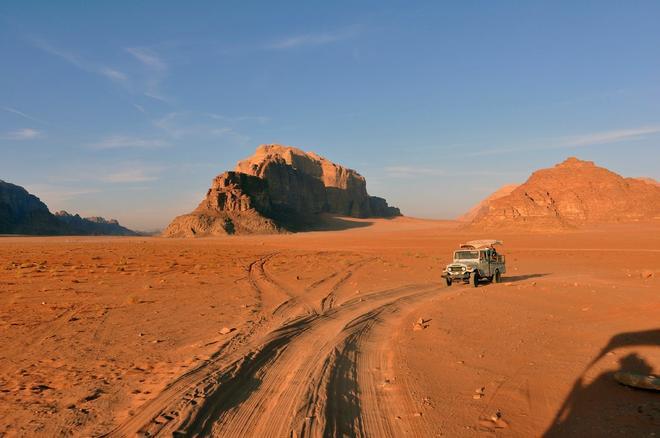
(106, 250, 441, 437)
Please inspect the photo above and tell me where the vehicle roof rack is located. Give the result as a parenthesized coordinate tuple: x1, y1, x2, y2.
(459, 239, 503, 249)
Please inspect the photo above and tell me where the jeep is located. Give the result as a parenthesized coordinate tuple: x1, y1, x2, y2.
(441, 240, 506, 287)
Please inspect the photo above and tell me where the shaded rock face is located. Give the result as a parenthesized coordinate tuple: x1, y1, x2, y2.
(53, 211, 137, 236)
(164, 144, 400, 237)
(0, 180, 66, 235)
(468, 157, 660, 229)
(0, 180, 136, 235)
(235, 144, 400, 218)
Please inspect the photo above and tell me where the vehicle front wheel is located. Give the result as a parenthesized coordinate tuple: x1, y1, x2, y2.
(471, 272, 479, 287)
(446, 277, 452, 286)
(494, 270, 502, 283)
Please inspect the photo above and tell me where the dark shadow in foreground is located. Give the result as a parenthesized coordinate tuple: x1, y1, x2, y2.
(302, 215, 375, 232)
(544, 329, 660, 437)
(501, 273, 550, 283)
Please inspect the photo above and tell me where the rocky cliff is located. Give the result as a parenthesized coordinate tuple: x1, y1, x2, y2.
(0, 180, 66, 234)
(457, 183, 519, 222)
(54, 211, 137, 236)
(0, 180, 136, 235)
(468, 157, 660, 229)
(164, 144, 401, 237)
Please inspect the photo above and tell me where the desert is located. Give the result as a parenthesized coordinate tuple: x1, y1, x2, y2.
(1, 218, 659, 436)
(3, 3, 660, 437)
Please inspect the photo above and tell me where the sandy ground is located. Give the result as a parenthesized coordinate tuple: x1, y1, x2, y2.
(0, 218, 658, 437)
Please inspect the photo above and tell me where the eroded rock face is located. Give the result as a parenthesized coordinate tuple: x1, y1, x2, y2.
(53, 211, 137, 236)
(468, 157, 660, 229)
(164, 144, 400, 237)
(457, 184, 519, 222)
(0, 180, 65, 234)
(235, 144, 400, 218)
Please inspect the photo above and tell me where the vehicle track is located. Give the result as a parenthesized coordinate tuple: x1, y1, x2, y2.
(106, 282, 440, 437)
(105, 253, 439, 437)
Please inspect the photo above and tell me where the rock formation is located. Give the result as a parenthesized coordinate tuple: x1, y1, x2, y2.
(635, 177, 660, 188)
(457, 183, 519, 222)
(0, 180, 66, 235)
(164, 144, 401, 237)
(53, 211, 137, 236)
(0, 179, 137, 235)
(467, 157, 660, 229)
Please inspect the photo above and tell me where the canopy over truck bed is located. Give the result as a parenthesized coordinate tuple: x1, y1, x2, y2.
(460, 240, 503, 250)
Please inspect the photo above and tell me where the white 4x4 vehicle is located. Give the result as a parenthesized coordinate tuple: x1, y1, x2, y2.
(441, 240, 506, 287)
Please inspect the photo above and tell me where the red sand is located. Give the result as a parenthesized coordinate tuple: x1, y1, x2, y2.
(1, 217, 658, 436)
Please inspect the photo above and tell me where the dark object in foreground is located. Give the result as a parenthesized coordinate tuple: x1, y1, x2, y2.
(614, 371, 660, 391)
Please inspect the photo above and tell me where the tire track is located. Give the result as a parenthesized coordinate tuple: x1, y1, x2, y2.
(206, 283, 440, 437)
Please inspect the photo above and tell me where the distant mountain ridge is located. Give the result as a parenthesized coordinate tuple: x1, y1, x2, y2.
(0, 179, 137, 235)
(164, 144, 401, 237)
(465, 157, 660, 229)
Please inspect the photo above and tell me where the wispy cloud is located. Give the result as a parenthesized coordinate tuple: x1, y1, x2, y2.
(1, 128, 42, 140)
(267, 26, 360, 49)
(566, 126, 660, 147)
(153, 111, 250, 143)
(89, 135, 169, 150)
(31, 37, 127, 83)
(205, 113, 270, 124)
(25, 184, 100, 204)
(383, 166, 445, 177)
(126, 47, 167, 71)
(1, 106, 50, 125)
(132, 103, 146, 113)
(383, 165, 514, 178)
(100, 164, 164, 183)
(468, 125, 660, 157)
(125, 46, 170, 102)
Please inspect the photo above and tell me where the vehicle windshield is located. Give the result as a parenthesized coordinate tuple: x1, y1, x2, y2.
(454, 250, 479, 260)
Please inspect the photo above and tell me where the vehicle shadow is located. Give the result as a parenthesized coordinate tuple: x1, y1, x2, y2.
(543, 329, 660, 437)
(501, 273, 549, 283)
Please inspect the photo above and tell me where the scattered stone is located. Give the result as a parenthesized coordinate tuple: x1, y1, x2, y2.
(82, 388, 103, 402)
(479, 410, 509, 429)
(641, 270, 654, 279)
(220, 327, 234, 335)
(413, 317, 429, 331)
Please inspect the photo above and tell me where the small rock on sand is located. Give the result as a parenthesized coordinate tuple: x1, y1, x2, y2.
(220, 327, 234, 335)
(641, 270, 654, 279)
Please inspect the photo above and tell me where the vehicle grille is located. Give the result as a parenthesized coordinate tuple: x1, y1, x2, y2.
(449, 266, 464, 273)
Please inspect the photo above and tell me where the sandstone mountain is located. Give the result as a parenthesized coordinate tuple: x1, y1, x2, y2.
(457, 183, 519, 222)
(467, 157, 660, 229)
(164, 144, 401, 237)
(635, 177, 660, 188)
(0, 180, 136, 235)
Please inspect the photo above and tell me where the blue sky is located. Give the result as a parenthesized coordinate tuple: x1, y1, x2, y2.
(1, 1, 659, 230)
